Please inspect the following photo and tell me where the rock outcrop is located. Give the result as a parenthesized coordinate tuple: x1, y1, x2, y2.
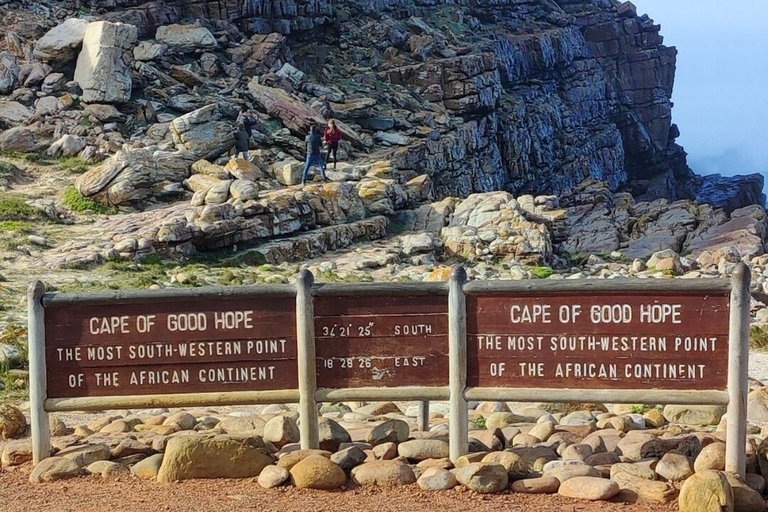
(74, 21, 138, 104)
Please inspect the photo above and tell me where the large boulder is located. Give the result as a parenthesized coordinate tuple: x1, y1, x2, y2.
(454, 462, 508, 494)
(351, 460, 416, 487)
(442, 191, 552, 264)
(75, 147, 195, 206)
(74, 21, 138, 103)
(47, 135, 86, 158)
(0, 52, 19, 95)
(678, 470, 734, 512)
(29, 457, 82, 483)
(155, 24, 216, 52)
(33, 18, 89, 65)
(289, 454, 346, 489)
(663, 405, 727, 426)
(156, 435, 273, 482)
(0, 126, 35, 152)
(170, 105, 234, 160)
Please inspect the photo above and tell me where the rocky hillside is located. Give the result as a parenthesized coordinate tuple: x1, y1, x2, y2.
(1, 0, 768, 327)
(0, 0, 762, 207)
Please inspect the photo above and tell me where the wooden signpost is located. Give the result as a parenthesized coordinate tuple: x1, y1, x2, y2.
(28, 263, 751, 477)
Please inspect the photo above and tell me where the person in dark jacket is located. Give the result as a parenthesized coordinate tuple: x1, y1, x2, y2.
(323, 119, 342, 170)
(238, 106, 257, 137)
(233, 127, 250, 161)
(301, 125, 328, 185)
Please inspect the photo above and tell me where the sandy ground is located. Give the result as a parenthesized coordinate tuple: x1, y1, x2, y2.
(0, 466, 679, 512)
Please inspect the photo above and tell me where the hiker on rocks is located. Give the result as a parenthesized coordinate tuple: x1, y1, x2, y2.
(237, 106, 257, 138)
(323, 119, 342, 170)
(302, 125, 328, 185)
(233, 125, 250, 161)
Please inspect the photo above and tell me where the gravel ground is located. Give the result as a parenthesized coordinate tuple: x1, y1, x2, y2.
(0, 466, 678, 512)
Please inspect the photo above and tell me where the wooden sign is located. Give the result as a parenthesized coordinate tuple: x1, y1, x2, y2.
(466, 293, 730, 390)
(45, 297, 297, 398)
(314, 294, 449, 388)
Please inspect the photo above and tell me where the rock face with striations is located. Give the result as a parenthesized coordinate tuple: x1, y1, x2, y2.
(74, 21, 138, 103)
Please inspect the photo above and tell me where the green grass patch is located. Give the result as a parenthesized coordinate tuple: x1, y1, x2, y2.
(62, 187, 117, 214)
(58, 156, 89, 174)
(0, 220, 32, 233)
(0, 193, 40, 221)
(315, 269, 373, 284)
(473, 416, 486, 429)
(530, 266, 554, 279)
(750, 326, 768, 351)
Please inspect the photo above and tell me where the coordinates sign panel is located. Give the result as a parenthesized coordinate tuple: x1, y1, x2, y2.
(467, 293, 730, 390)
(315, 295, 448, 388)
(45, 297, 297, 398)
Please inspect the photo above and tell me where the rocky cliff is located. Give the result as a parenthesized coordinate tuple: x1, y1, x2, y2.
(0, 0, 762, 211)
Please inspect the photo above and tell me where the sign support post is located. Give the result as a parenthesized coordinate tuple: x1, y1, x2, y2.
(418, 401, 429, 431)
(449, 266, 468, 463)
(726, 262, 751, 477)
(27, 281, 50, 465)
(296, 269, 319, 449)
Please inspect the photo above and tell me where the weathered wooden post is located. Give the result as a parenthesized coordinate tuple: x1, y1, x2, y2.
(449, 266, 468, 462)
(28, 281, 50, 464)
(418, 401, 429, 431)
(296, 269, 320, 449)
(726, 262, 751, 477)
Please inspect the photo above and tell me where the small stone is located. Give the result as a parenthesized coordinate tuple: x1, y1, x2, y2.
(263, 416, 300, 447)
(366, 420, 409, 445)
(613, 472, 678, 503)
(289, 455, 346, 490)
(454, 462, 508, 494)
(485, 412, 526, 429)
(562, 443, 593, 462)
(417, 467, 457, 491)
(0, 405, 27, 439)
(131, 453, 163, 479)
(258, 464, 290, 488)
(559, 476, 620, 501)
(656, 451, 694, 482)
(49, 417, 69, 437)
(397, 439, 449, 461)
(29, 457, 82, 483)
(56, 444, 111, 467)
(163, 412, 196, 431)
(351, 460, 416, 487)
(277, 449, 332, 470)
(510, 476, 561, 494)
(695, 442, 726, 472)
(679, 470, 734, 512)
(1, 438, 33, 466)
(482, 451, 528, 480)
(330, 446, 367, 471)
(318, 417, 351, 452)
(610, 462, 656, 481)
(724, 472, 765, 512)
(527, 421, 556, 442)
(372, 442, 397, 460)
(545, 464, 600, 483)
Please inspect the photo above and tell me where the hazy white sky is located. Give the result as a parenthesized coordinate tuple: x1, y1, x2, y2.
(632, 0, 768, 177)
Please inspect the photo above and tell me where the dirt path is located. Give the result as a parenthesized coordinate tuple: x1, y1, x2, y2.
(0, 466, 678, 512)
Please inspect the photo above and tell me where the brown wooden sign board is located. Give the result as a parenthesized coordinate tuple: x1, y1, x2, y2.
(314, 294, 449, 388)
(466, 293, 730, 390)
(44, 297, 297, 398)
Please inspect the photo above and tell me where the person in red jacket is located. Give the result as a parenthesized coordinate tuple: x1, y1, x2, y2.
(323, 119, 342, 170)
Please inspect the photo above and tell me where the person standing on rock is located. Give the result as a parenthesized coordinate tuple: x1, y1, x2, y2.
(237, 106, 257, 138)
(323, 119, 342, 170)
(233, 126, 250, 161)
(302, 125, 329, 185)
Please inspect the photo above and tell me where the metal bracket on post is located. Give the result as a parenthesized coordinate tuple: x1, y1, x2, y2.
(296, 269, 319, 449)
(28, 281, 50, 464)
(726, 262, 750, 477)
(448, 266, 468, 463)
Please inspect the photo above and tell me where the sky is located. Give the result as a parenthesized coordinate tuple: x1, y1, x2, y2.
(631, 0, 768, 178)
